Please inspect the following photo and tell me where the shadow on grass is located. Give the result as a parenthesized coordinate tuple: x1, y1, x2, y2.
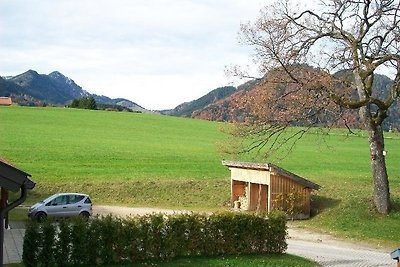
(390, 197, 400, 213)
(310, 195, 341, 217)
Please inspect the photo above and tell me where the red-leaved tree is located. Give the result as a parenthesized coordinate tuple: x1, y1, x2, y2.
(231, 0, 400, 214)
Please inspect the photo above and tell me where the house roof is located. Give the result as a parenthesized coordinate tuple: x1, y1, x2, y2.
(222, 160, 320, 190)
(0, 159, 35, 192)
(0, 97, 12, 106)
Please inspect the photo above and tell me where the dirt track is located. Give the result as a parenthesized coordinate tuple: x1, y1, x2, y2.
(93, 205, 187, 217)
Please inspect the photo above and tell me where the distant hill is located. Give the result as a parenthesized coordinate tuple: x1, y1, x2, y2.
(92, 95, 147, 112)
(166, 70, 399, 129)
(0, 70, 147, 111)
(162, 80, 260, 121)
(190, 80, 261, 121)
(8, 70, 90, 104)
(0, 76, 24, 96)
(161, 86, 237, 117)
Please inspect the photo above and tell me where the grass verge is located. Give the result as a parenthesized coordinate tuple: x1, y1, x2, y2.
(6, 254, 317, 267)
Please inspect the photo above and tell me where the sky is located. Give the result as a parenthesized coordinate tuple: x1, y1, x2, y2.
(0, 0, 266, 110)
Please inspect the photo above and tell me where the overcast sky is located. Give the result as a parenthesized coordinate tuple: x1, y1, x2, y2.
(0, 0, 266, 110)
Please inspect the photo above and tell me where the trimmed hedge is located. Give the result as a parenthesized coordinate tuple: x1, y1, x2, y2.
(22, 212, 287, 266)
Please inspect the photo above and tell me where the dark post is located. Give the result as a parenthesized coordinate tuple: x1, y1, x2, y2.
(0, 189, 9, 229)
(0, 185, 28, 266)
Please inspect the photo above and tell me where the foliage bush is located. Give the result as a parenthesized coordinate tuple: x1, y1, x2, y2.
(38, 219, 56, 266)
(23, 212, 287, 266)
(22, 220, 40, 267)
(54, 219, 70, 267)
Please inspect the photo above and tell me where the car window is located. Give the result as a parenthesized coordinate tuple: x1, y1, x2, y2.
(69, 195, 85, 204)
(48, 195, 68, 206)
(84, 197, 92, 204)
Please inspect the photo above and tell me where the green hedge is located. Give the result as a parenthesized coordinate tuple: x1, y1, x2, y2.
(22, 212, 287, 266)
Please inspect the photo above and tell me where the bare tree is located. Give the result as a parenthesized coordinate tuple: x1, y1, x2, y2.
(234, 0, 400, 214)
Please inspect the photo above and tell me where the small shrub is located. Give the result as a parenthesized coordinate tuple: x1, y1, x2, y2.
(164, 214, 183, 258)
(38, 219, 56, 266)
(97, 215, 119, 264)
(55, 219, 71, 267)
(22, 220, 40, 267)
(148, 213, 166, 259)
(86, 217, 102, 265)
(274, 188, 305, 218)
(69, 217, 88, 266)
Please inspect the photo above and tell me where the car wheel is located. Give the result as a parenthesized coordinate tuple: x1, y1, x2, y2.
(35, 212, 47, 222)
(79, 211, 90, 219)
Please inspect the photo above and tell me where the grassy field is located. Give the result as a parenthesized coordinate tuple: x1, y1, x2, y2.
(0, 106, 230, 209)
(1, 106, 400, 248)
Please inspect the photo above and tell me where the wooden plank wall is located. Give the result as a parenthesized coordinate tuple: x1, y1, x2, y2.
(248, 183, 259, 210)
(270, 173, 311, 215)
(259, 184, 268, 211)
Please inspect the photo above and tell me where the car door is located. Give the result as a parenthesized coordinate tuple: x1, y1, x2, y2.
(45, 195, 69, 217)
(67, 194, 85, 216)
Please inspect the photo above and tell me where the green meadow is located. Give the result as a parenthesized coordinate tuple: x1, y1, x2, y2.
(1, 106, 400, 248)
(0, 106, 230, 208)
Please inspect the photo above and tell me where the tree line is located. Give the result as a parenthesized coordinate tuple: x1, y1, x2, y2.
(69, 97, 97, 110)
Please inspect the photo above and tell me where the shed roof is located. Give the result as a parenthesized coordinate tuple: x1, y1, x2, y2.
(0, 159, 35, 192)
(222, 160, 320, 190)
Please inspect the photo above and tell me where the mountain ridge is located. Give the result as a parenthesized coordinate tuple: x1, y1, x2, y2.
(165, 70, 399, 130)
(0, 70, 147, 112)
(161, 85, 238, 117)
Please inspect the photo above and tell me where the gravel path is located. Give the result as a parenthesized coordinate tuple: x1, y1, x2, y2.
(287, 227, 393, 267)
(94, 205, 394, 267)
(93, 205, 187, 217)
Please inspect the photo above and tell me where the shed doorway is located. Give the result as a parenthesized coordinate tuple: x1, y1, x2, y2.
(232, 180, 269, 212)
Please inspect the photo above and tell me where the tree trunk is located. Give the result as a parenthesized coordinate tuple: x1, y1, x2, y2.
(355, 71, 391, 214)
(367, 122, 391, 214)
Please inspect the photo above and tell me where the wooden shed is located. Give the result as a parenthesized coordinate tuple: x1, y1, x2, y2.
(222, 160, 320, 219)
(0, 97, 12, 106)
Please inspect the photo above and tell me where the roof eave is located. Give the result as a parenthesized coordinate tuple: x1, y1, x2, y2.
(222, 160, 320, 190)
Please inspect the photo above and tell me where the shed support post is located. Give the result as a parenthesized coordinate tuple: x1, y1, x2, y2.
(0, 184, 28, 266)
(0, 189, 8, 229)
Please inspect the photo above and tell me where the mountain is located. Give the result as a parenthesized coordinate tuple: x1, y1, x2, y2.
(8, 70, 88, 104)
(162, 80, 261, 121)
(92, 95, 147, 112)
(0, 76, 24, 96)
(48, 71, 91, 100)
(161, 86, 237, 117)
(167, 70, 399, 129)
(0, 70, 147, 111)
(191, 80, 261, 121)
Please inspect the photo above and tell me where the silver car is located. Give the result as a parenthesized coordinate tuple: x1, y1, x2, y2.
(28, 193, 93, 221)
